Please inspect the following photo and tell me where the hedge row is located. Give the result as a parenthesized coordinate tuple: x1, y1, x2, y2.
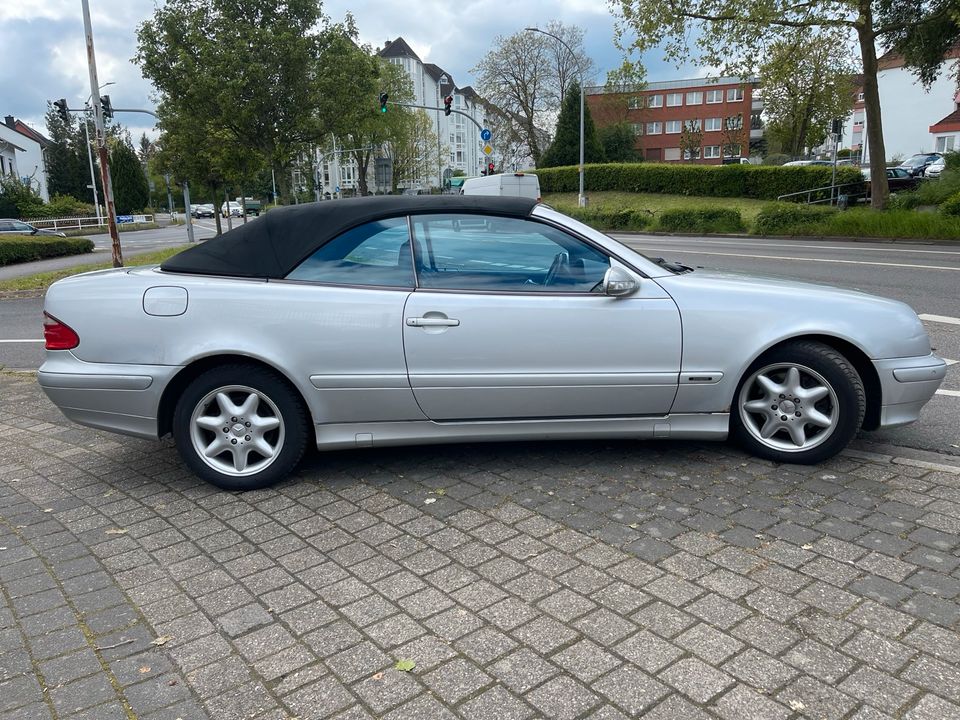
(752, 204, 839, 235)
(534, 163, 865, 201)
(658, 207, 746, 234)
(0, 235, 94, 267)
(565, 207, 652, 230)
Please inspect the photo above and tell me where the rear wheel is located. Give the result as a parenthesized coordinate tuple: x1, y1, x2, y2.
(172, 364, 309, 490)
(731, 341, 865, 464)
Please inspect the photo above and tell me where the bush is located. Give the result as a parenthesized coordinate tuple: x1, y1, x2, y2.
(657, 207, 745, 234)
(753, 203, 839, 235)
(534, 163, 865, 201)
(0, 235, 95, 267)
(893, 168, 960, 208)
(0, 177, 46, 218)
(565, 207, 652, 231)
(940, 191, 960, 217)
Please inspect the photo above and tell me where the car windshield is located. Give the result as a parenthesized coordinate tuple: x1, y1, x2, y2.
(901, 156, 928, 167)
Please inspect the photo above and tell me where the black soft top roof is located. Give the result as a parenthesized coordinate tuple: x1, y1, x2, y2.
(160, 195, 539, 278)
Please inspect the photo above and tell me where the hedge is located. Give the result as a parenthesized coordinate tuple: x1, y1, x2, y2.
(657, 207, 745, 234)
(534, 163, 865, 201)
(752, 204, 839, 235)
(0, 235, 95, 267)
(564, 207, 652, 231)
(940, 191, 960, 217)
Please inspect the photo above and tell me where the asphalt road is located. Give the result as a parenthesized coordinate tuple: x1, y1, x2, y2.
(1, 231, 957, 456)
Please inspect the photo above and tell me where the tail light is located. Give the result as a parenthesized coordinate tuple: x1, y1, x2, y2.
(43, 312, 79, 350)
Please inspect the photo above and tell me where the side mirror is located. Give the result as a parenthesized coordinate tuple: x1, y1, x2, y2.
(602, 266, 639, 297)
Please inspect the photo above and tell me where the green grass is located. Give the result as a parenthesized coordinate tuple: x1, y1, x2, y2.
(62, 222, 159, 237)
(0, 245, 189, 294)
(790, 208, 960, 241)
(544, 191, 771, 227)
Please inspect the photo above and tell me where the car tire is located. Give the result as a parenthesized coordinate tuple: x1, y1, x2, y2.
(730, 341, 865, 465)
(172, 364, 309, 490)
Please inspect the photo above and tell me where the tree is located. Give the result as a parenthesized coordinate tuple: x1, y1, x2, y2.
(721, 113, 747, 160)
(598, 124, 643, 162)
(44, 104, 90, 202)
(679, 121, 705, 162)
(386, 110, 444, 191)
(110, 139, 150, 214)
(610, 0, 960, 208)
(473, 22, 594, 165)
(137, 133, 156, 163)
(760, 32, 856, 157)
(539, 82, 605, 168)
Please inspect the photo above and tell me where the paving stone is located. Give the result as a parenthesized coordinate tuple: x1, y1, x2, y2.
(614, 630, 684, 673)
(643, 695, 712, 720)
(902, 654, 960, 703)
(553, 639, 621, 683)
(842, 630, 915, 673)
(776, 676, 858, 720)
(454, 626, 517, 665)
(509, 616, 578, 654)
(423, 658, 491, 704)
(460, 685, 534, 720)
(676, 623, 744, 664)
(526, 676, 600, 720)
(722, 649, 797, 693)
(713, 685, 790, 720)
(659, 657, 734, 703)
(489, 648, 559, 693)
(572, 608, 636, 645)
(838, 667, 918, 715)
(905, 695, 960, 720)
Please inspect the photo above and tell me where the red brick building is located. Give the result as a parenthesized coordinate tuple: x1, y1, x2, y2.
(587, 77, 760, 164)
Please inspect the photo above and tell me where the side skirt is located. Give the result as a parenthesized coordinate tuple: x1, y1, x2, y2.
(314, 413, 730, 451)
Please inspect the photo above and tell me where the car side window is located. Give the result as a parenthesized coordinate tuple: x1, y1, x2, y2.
(286, 217, 415, 288)
(0, 220, 13, 232)
(410, 214, 609, 293)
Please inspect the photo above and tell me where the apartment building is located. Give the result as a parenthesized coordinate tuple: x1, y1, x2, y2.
(586, 77, 759, 164)
(0, 115, 50, 201)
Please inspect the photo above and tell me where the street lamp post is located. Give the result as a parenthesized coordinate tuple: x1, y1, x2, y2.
(526, 27, 586, 208)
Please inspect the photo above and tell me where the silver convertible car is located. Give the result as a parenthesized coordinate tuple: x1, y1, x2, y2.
(39, 196, 946, 490)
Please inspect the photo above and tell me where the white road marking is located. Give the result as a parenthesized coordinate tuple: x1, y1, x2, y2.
(936, 389, 960, 397)
(615, 236, 960, 256)
(920, 314, 960, 326)
(0, 339, 43, 343)
(627, 247, 960, 272)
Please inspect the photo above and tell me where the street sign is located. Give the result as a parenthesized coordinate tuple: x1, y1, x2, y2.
(480, 128, 491, 142)
(482, 144, 493, 156)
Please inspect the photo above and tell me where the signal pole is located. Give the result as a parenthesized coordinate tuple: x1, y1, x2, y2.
(81, 0, 122, 267)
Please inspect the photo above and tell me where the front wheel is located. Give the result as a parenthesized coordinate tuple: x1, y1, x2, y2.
(172, 364, 309, 490)
(731, 341, 865, 464)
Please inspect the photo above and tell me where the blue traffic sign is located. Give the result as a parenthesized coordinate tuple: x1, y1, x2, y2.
(480, 128, 491, 142)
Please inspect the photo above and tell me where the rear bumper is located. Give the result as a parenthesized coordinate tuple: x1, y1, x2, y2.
(38, 352, 181, 440)
(873, 354, 947, 428)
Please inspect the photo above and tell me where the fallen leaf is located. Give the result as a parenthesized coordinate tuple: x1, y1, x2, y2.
(433, 489, 446, 496)
(139, 666, 151, 674)
(788, 700, 805, 711)
(394, 659, 416, 672)
(423, 498, 436, 505)
(105, 528, 128, 535)
(371, 672, 384, 681)
(43, 508, 53, 513)
(628, 523, 639, 530)
(801, 544, 814, 550)
(151, 635, 173, 647)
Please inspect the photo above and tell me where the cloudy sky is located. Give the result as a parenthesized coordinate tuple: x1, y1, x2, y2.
(1, 0, 695, 142)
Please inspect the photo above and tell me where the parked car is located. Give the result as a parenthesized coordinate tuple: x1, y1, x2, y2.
(924, 156, 946, 178)
(861, 167, 922, 195)
(0, 219, 66, 237)
(897, 153, 942, 177)
(782, 160, 834, 167)
(221, 201, 243, 218)
(38, 196, 945, 490)
(402, 188, 424, 195)
(191, 204, 215, 218)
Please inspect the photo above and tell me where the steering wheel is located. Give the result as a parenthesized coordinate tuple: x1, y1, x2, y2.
(543, 251, 570, 287)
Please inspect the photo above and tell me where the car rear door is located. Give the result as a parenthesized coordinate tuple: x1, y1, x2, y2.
(401, 213, 682, 421)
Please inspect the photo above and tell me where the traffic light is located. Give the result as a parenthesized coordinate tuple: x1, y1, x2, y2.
(379, 92, 389, 113)
(487, 161, 495, 175)
(831, 118, 843, 136)
(443, 95, 453, 117)
(53, 98, 69, 122)
(100, 95, 113, 119)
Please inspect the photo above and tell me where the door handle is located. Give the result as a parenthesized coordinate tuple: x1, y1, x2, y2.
(406, 317, 460, 327)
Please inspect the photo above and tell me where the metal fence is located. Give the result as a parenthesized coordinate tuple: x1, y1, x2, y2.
(27, 215, 154, 231)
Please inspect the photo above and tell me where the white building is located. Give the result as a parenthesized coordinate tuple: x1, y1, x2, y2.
(844, 51, 960, 162)
(0, 115, 50, 202)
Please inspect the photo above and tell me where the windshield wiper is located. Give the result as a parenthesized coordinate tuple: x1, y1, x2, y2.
(651, 257, 694, 273)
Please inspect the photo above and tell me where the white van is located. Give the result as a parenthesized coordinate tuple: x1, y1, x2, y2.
(461, 173, 541, 202)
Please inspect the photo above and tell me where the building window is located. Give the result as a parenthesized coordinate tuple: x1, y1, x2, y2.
(723, 144, 743, 157)
(706, 89, 723, 104)
(665, 120, 682, 134)
(684, 119, 702, 131)
(647, 94, 663, 108)
(704, 145, 721, 159)
(682, 148, 702, 160)
(727, 87, 744, 102)
(666, 93, 683, 107)
(646, 121, 662, 135)
(628, 96, 642, 110)
(858, 92, 864, 101)
(726, 115, 743, 130)
(664, 148, 682, 161)
(936, 135, 956, 152)
(686, 91, 703, 105)
(705, 117, 722, 132)
(631, 123, 643, 136)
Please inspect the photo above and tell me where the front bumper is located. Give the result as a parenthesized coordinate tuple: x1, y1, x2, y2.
(873, 353, 947, 428)
(38, 352, 182, 440)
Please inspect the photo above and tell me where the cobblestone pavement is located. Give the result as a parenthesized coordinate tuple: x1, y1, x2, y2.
(2, 373, 960, 720)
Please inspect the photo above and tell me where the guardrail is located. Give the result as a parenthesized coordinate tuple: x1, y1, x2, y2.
(777, 182, 866, 206)
(26, 215, 154, 231)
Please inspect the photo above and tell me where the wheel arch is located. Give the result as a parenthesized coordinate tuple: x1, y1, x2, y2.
(158, 354, 316, 439)
(741, 333, 881, 431)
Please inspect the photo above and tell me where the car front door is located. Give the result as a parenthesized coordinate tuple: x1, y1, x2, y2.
(402, 213, 682, 421)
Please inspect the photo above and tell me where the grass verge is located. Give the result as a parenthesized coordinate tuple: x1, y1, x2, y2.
(0, 245, 188, 295)
(544, 191, 770, 227)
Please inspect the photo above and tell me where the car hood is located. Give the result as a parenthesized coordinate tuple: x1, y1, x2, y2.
(655, 268, 929, 360)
